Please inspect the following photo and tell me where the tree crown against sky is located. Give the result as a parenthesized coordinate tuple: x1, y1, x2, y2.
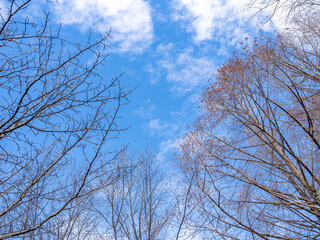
(176, 1, 320, 238)
(1, 0, 320, 239)
(0, 0, 130, 238)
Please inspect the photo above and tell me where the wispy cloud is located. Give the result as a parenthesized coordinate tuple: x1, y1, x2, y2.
(157, 137, 182, 161)
(134, 99, 157, 119)
(171, 0, 298, 43)
(246, 0, 306, 31)
(0, 0, 6, 16)
(147, 119, 180, 137)
(54, 0, 153, 54)
(171, 0, 250, 43)
(150, 43, 215, 95)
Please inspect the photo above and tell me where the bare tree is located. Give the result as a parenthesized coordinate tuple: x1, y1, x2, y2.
(0, 1, 129, 239)
(94, 147, 175, 240)
(169, 171, 199, 240)
(246, 0, 320, 28)
(176, 15, 320, 240)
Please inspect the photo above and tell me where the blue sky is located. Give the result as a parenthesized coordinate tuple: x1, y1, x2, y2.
(19, 0, 286, 159)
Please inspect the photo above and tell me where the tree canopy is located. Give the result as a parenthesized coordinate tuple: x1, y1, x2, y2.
(176, 2, 320, 238)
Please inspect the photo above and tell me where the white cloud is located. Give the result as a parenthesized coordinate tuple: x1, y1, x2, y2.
(148, 119, 164, 132)
(157, 137, 182, 161)
(171, 0, 250, 43)
(246, 0, 318, 32)
(54, 0, 153, 53)
(171, 0, 307, 44)
(154, 44, 215, 95)
(148, 119, 180, 137)
(134, 99, 157, 119)
(144, 64, 161, 84)
(0, 0, 8, 18)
